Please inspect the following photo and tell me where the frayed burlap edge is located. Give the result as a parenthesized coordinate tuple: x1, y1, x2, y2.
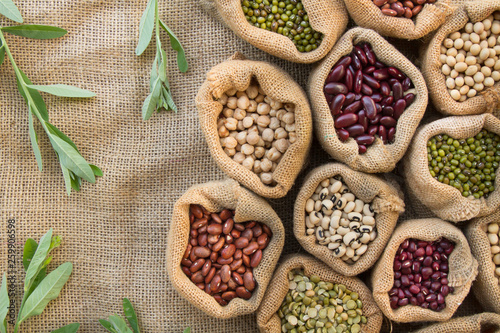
(412, 312, 500, 332)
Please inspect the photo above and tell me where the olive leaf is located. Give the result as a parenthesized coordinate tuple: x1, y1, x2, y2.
(0, 274, 9, 333)
(122, 298, 140, 333)
(28, 107, 43, 171)
(99, 319, 117, 333)
(50, 323, 80, 333)
(48, 135, 95, 183)
(22, 237, 47, 298)
(108, 315, 133, 333)
(24, 229, 52, 293)
(0, 0, 22, 23)
(1, 24, 67, 39)
(159, 20, 188, 73)
(26, 84, 96, 98)
(135, 0, 155, 56)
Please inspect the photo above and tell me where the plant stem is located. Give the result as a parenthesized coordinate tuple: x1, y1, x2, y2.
(13, 292, 29, 333)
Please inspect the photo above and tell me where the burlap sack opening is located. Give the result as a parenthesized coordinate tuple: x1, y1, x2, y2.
(256, 254, 383, 333)
(198, 0, 348, 64)
(372, 218, 478, 323)
(421, 0, 500, 116)
(308, 28, 428, 174)
(466, 210, 500, 314)
(166, 178, 285, 318)
(343, 0, 455, 40)
(413, 312, 500, 333)
(196, 53, 312, 199)
(404, 114, 500, 223)
(293, 163, 405, 276)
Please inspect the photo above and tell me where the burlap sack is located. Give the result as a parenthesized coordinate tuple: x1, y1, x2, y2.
(413, 312, 500, 333)
(466, 209, 500, 314)
(404, 114, 500, 223)
(256, 254, 383, 333)
(293, 163, 405, 276)
(198, 0, 348, 64)
(166, 178, 285, 318)
(421, 0, 500, 116)
(372, 218, 478, 323)
(308, 28, 428, 174)
(196, 53, 312, 199)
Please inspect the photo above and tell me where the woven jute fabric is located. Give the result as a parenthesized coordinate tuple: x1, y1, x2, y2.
(466, 210, 500, 314)
(421, 0, 500, 116)
(308, 28, 428, 174)
(293, 163, 405, 276)
(343, 0, 455, 40)
(404, 114, 500, 223)
(166, 179, 285, 318)
(413, 312, 500, 333)
(256, 254, 383, 333)
(196, 53, 312, 199)
(198, 0, 349, 64)
(372, 219, 478, 323)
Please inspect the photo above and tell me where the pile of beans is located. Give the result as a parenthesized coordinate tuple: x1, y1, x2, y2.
(389, 238, 455, 311)
(440, 12, 500, 101)
(324, 43, 415, 154)
(242, 0, 323, 53)
(427, 130, 500, 199)
(182, 204, 272, 306)
(373, 0, 434, 18)
(305, 175, 377, 263)
(487, 222, 500, 283)
(278, 270, 366, 333)
(217, 82, 296, 186)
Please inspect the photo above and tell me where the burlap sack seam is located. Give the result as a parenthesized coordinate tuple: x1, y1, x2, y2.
(412, 312, 500, 333)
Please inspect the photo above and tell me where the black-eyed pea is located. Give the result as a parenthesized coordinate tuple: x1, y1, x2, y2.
(348, 212, 362, 222)
(329, 181, 343, 194)
(333, 244, 347, 258)
(336, 198, 347, 210)
(319, 238, 330, 246)
(359, 233, 371, 244)
(360, 225, 372, 233)
(328, 242, 341, 250)
(330, 215, 341, 229)
(344, 201, 356, 214)
(314, 199, 322, 212)
(370, 230, 377, 241)
(305, 216, 315, 229)
(362, 215, 375, 226)
(306, 228, 315, 235)
(316, 227, 325, 241)
(337, 226, 350, 236)
(321, 217, 330, 230)
(345, 247, 355, 258)
(322, 199, 335, 212)
(309, 211, 321, 225)
(340, 218, 349, 227)
(351, 240, 361, 250)
(363, 204, 374, 216)
(356, 244, 368, 256)
(305, 199, 315, 213)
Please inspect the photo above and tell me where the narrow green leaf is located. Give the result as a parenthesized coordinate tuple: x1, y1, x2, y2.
(61, 161, 73, 195)
(16, 68, 49, 121)
(123, 298, 140, 333)
(0, 0, 23, 23)
(99, 319, 117, 333)
(18, 262, 73, 324)
(45, 122, 79, 152)
(0, 45, 5, 67)
(135, 0, 155, 56)
(26, 84, 95, 98)
(28, 107, 43, 171)
(2, 25, 66, 39)
(23, 238, 38, 271)
(142, 77, 161, 120)
(70, 172, 81, 192)
(49, 235, 62, 253)
(0, 274, 9, 333)
(162, 87, 177, 113)
(159, 48, 167, 82)
(90, 164, 103, 177)
(109, 315, 133, 333)
(149, 52, 159, 90)
(50, 323, 80, 333)
(48, 134, 95, 183)
(24, 229, 53, 293)
(183, 328, 191, 333)
(159, 20, 188, 73)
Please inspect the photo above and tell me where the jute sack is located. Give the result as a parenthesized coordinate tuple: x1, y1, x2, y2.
(308, 28, 428, 174)
(372, 218, 478, 323)
(421, 0, 500, 116)
(404, 114, 500, 222)
(466, 209, 500, 314)
(293, 163, 405, 276)
(343, 0, 455, 40)
(413, 312, 500, 333)
(198, 0, 348, 64)
(196, 53, 312, 199)
(166, 178, 285, 318)
(256, 254, 383, 333)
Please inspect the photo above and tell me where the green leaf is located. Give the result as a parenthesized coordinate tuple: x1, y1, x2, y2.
(16, 68, 49, 121)
(70, 172, 81, 192)
(123, 298, 140, 333)
(0, 45, 5, 67)
(2, 25, 66, 39)
(0, 274, 9, 333)
(90, 164, 103, 177)
(23, 238, 38, 271)
(142, 77, 161, 120)
(60, 164, 72, 195)
(48, 134, 95, 183)
(149, 55, 158, 90)
(159, 48, 167, 82)
(45, 122, 79, 152)
(183, 328, 191, 333)
(99, 319, 117, 333)
(159, 20, 188, 73)
(109, 315, 133, 333)
(0, 0, 23, 23)
(26, 84, 95, 98)
(28, 107, 43, 171)
(24, 229, 53, 293)
(18, 262, 73, 324)
(162, 87, 177, 113)
(50, 323, 80, 333)
(49, 235, 62, 253)
(135, 0, 155, 56)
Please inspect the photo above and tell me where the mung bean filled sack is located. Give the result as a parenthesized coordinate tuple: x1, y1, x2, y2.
(196, 53, 312, 199)
(421, 0, 500, 115)
(293, 163, 405, 277)
(308, 28, 427, 173)
(413, 312, 500, 333)
(404, 114, 500, 222)
(166, 178, 285, 318)
(198, 0, 348, 63)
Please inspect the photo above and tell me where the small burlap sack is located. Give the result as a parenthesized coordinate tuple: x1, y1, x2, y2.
(404, 114, 500, 223)
(343, 0, 455, 40)
(256, 254, 383, 333)
(166, 178, 285, 318)
(196, 53, 312, 199)
(466, 209, 500, 314)
(308, 27, 428, 174)
(198, 0, 348, 64)
(421, 0, 500, 116)
(413, 312, 500, 333)
(372, 218, 478, 323)
(293, 163, 405, 276)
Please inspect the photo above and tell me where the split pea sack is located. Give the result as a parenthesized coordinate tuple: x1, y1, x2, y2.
(441, 12, 500, 101)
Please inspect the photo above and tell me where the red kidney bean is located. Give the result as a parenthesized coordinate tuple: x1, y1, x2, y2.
(191, 205, 203, 219)
(344, 100, 363, 114)
(355, 135, 375, 145)
(236, 286, 252, 300)
(338, 129, 349, 141)
(358, 110, 368, 131)
(360, 83, 373, 96)
(223, 218, 233, 234)
(380, 116, 397, 128)
(330, 94, 345, 116)
(207, 223, 223, 235)
(212, 237, 225, 252)
(327, 64, 346, 83)
(367, 125, 378, 136)
(344, 69, 354, 92)
(335, 113, 358, 128)
(243, 271, 255, 291)
(325, 82, 348, 95)
(354, 70, 363, 94)
(362, 73, 381, 89)
(363, 44, 376, 65)
(371, 93, 383, 103)
(243, 241, 259, 255)
(382, 106, 394, 117)
(354, 46, 368, 66)
(404, 93, 415, 107)
(234, 237, 249, 249)
(219, 209, 232, 220)
(358, 145, 367, 154)
(343, 92, 356, 106)
(336, 55, 352, 68)
(369, 114, 381, 125)
(393, 99, 407, 120)
(363, 65, 376, 74)
(361, 96, 377, 120)
(241, 229, 253, 240)
(250, 250, 263, 267)
(378, 125, 387, 143)
(192, 217, 208, 230)
(221, 244, 236, 259)
(373, 68, 389, 81)
(392, 81, 403, 100)
(351, 53, 361, 70)
(375, 103, 382, 114)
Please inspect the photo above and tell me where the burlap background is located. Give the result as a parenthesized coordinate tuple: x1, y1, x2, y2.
(372, 219, 478, 323)
(256, 254, 383, 333)
(413, 312, 500, 333)
(308, 28, 428, 174)
(293, 163, 405, 276)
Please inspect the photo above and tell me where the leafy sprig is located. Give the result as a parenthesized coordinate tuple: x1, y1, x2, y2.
(99, 298, 140, 333)
(136, 0, 188, 120)
(0, 0, 101, 195)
